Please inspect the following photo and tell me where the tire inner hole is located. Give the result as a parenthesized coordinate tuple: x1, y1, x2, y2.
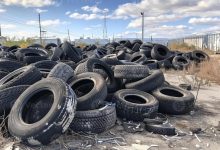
(25, 53, 41, 57)
(131, 55, 142, 62)
(196, 53, 205, 58)
(124, 95, 147, 104)
(178, 58, 188, 64)
(71, 79, 94, 97)
(22, 90, 54, 124)
(160, 89, 184, 97)
(157, 48, 167, 56)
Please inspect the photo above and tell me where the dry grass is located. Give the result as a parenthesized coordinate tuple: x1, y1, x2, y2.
(169, 43, 215, 55)
(186, 58, 220, 84)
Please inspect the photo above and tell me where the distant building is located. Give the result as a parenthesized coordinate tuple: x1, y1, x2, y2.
(0, 36, 6, 44)
(75, 37, 110, 46)
(33, 38, 61, 45)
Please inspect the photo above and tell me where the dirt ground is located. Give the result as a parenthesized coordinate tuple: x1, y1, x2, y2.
(2, 73, 220, 150)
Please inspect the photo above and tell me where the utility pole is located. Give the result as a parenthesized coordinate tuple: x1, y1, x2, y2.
(38, 13, 42, 45)
(68, 29, 71, 42)
(0, 24, 1, 36)
(103, 13, 107, 39)
(141, 12, 144, 42)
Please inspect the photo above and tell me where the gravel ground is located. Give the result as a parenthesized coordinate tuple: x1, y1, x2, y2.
(2, 73, 220, 150)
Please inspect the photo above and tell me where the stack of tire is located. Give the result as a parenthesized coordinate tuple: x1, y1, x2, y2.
(0, 40, 205, 146)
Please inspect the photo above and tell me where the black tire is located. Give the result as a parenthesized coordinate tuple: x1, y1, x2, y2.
(132, 43, 141, 52)
(117, 50, 126, 60)
(172, 56, 190, 70)
(125, 70, 165, 92)
(132, 39, 143, 45)
(113, 89, 159, 121)
(8, 78, 77, 145)
(5, 45, 20, 52)
(45, 43, 57, 50)
(143, 59, 159, 70)
(23, 56, 48, 64)
(130, 53, 147, 64)
(47, 62, 74, 82)
(15, 48, 48, 61)
(101, 54, 123, 66)
(0, 51, 17, 60)
(151, 44, 171, 60)
(69, 72, 107, 110)
(119, 40, 132, 48)
(0, 71, 8, 79)
(62, 41, 82, 63)
(0, 66, 42, 90)
(158, 59, 173, 69)
(75, 58, 119, 93)
(0, 85, 29, 115)
(0, 59, 24, 72)
(27, 44, 44, 49)
(50, 47, 64, 61)
(33, 60, 58, 78)
(152, 85, 195, 115)
(145, 123, 176, 135)
(60, 60, 77, 70)
(191, 50, 209, 62)
(114, 65, 150, 79)
(70, 103, 116, 133)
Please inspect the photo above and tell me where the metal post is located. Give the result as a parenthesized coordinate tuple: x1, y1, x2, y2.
(38, 13, 42, 45)
(68, 29, 71, 42)
(141, 12, 144, 42)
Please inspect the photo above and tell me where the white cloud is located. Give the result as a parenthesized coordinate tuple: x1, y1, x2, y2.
(26, 19, 64, 27)
(65, 11, 71, 15)
(1, 0, 55, 7)
(84, 27, 92, 31)
(69, 12, 104, 20)
(189, 17, 220, 25)
(84, 24, 102, 31)
(1, 24, 16, 29)
(36, 8, 48, 13)
(127, 14, 179, 28)
(0, 8, 6, 13)
(81, 5, 109, 13)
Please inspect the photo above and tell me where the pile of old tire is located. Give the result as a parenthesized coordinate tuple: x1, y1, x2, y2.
(0, 40, 200, 146)
(87, 40, 209, 70)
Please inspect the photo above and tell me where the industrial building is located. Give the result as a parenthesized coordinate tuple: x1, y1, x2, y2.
(168, 33, 220, 53)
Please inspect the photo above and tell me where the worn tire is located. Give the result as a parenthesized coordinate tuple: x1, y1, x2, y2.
(114, 65, 150, 79)
(191, 50, 209, 62)
(0, 85, 29, 115)
(130, 53, 147, 64)
(125, 70, 165, 92)
(151, 44, 171, 60)
(0, 59, 24, 72)
(69, 72, 107, 110)
(70, 103, 116, 133)
(0, 66, 42, 90)
(47, 62, 74, 82)
(8, 78, 77, 145)
(172, 56, 190, 70)
(62, 41, 82, 63)
(113, 89, 159, 121)
(75, 58, 119, 93)
(152, 85, 195, 115)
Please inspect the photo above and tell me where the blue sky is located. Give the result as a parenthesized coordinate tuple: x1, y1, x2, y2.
(0, 0, 220, 40)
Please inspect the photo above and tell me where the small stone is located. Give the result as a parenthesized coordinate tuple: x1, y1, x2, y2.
(195, 144, 200, 149)
(135, 140, 141, 144)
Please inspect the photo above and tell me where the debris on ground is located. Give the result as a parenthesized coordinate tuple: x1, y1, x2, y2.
(0, 40, 217, 149)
